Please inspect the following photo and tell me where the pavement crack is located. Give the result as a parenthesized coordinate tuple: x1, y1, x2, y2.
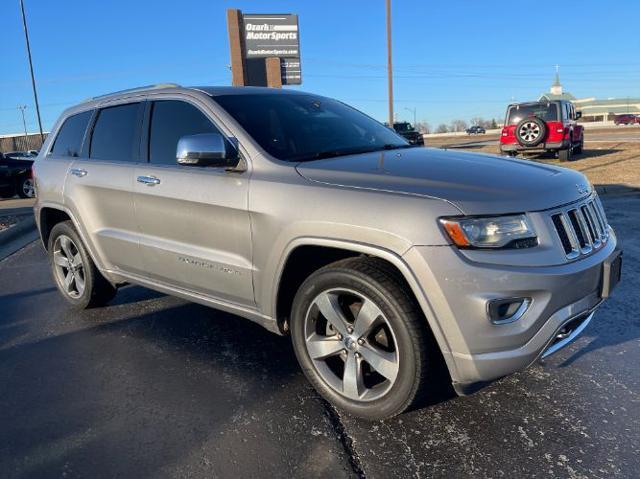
(321, 399, 366, 478)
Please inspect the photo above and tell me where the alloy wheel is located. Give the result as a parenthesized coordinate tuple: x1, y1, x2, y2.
(518, 121, 541, 142)
(22, 179, 35, 198)
(304, 288, 399, 402)
(52, 235, 86, 299)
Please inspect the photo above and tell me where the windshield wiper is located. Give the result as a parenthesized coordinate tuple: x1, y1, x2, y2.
(297, 147, 378, 162)
(379, 143, 414, 151)
(296, 144, 413, 162)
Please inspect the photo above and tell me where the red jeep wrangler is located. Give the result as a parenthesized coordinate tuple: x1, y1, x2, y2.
(499, 100, 584, 161)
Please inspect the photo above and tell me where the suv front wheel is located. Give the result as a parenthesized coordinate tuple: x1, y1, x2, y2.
(48, 221, 117, 309)
(290, 257, 437, 420)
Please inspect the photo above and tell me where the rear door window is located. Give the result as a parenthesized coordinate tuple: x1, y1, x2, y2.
(50, 110, 93, 157)
(90, 103, 142, 162)
(507, 104, 558, 125)
(148, 100, 218, 165)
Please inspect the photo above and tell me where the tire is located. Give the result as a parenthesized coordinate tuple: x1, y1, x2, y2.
(574, 138, 584, 155)
(515, 117, 547, 147)
(48, 221, 117, 309)
(558, 147, 572, 162)
(290, 257, 438, 420)
(17, 177, 35, 198)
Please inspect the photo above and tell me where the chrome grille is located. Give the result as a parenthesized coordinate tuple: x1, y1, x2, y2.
(551, 195, 609, 259)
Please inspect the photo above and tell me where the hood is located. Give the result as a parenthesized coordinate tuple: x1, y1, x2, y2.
(295, 147, 591, 215)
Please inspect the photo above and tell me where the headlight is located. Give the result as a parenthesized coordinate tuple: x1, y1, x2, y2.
(440, 214, 537, 249)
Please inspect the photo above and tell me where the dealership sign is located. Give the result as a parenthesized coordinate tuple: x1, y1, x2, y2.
(242, 13, 301, 85)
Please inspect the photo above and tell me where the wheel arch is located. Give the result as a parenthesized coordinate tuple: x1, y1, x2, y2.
(39, 205, 73, 250)
(272, 238, 459, 380)
(38, 203, 120, 287)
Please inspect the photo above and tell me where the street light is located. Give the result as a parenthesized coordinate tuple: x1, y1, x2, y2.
(404, 107, 416, 126)
(17, 105, 28, 149)
(386, 0, 394, 128)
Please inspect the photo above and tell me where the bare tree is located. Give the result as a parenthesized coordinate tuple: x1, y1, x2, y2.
(415, 121, 431, 134)
(435, 123, 449, 133)
(450, 119, 468, 132)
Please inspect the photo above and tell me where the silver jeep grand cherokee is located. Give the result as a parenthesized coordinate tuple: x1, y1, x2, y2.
(34, 85, 622, 420)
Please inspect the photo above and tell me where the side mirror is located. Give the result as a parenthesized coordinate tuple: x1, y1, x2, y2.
(176, 133, 238, 168)
(575, 111, 582, 120)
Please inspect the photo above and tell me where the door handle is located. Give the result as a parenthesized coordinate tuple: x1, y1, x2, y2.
(70, 168, 87, 178)
(137, 175, 161, 186)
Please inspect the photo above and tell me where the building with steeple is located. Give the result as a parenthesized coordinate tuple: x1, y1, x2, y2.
(539, 67, 576, 101)
(538, 67, 639, 122)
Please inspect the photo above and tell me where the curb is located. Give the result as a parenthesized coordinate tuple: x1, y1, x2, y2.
(0, 215, 38, 262)
(0, 215, 36, 245)
(595, 185, 640, 197)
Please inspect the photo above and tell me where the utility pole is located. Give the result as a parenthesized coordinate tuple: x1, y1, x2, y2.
(19, 0, 44, 142)
(18, 105, 28, 149)
(386, 0, 394, 127)
(405, 107, 416, 126)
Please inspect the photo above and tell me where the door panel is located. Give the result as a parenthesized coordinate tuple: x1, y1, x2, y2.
(133, 165, 253, 305)
(65, 160, 141, 273)
(132, 99, 253, 306)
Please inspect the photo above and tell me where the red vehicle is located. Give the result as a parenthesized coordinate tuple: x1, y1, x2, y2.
(614, 114, 640, 125)
(499, 100, 583, 161)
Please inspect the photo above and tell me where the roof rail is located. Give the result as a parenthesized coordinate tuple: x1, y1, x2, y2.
(85, 83, 181, 102)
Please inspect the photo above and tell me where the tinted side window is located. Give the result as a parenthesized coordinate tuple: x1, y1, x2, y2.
(50, 110, 92, 157)
(149, 100, 218, 165)
(90, 103, 141, 162)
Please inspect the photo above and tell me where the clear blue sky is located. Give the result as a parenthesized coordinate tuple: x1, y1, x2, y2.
(1, 0, 639, 135)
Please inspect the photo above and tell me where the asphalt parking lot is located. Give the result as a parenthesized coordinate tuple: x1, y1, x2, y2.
(1, 195, 638, 478)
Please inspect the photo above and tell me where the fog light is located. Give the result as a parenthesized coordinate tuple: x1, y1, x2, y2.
(487, 297, 531, 325)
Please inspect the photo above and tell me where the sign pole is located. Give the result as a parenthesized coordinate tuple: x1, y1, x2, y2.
(266, 57, 283, 88)
(227, 9, 247, 86)
(386, 0, 394, 127)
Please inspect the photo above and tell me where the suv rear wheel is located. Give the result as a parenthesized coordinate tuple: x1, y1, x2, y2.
(558, 146, 573, 162)
(17, 177, 35, 198)
(48, 221, 117, 309)
(290, 257, 436, 420)
(573, 137, 584, 155)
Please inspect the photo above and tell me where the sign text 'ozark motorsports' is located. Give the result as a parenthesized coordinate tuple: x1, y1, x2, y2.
(242, 13, 301, 84)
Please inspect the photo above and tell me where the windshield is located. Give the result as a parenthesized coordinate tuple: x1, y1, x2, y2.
(507, 103, 558, 125)
(212, 94, 409, 162)
(394, 122, 412, 132)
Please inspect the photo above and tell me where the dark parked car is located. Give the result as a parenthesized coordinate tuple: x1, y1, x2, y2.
(390, 122, 424, 145)
(0, 152, 36, 198)
(614, 114, 640, 125)
(466, 125, 486, 135)
(3, 150, 38, 159)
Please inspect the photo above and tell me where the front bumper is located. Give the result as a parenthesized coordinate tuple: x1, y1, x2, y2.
(500, 139, 568, 152)
(403, 230, 618, 392)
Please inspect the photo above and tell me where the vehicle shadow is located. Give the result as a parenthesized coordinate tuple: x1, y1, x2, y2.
(0, 295, 336, 477)
(0, 277, 462, 476)
(523, 148, 622, 162)
(107, 283, 167, 305)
